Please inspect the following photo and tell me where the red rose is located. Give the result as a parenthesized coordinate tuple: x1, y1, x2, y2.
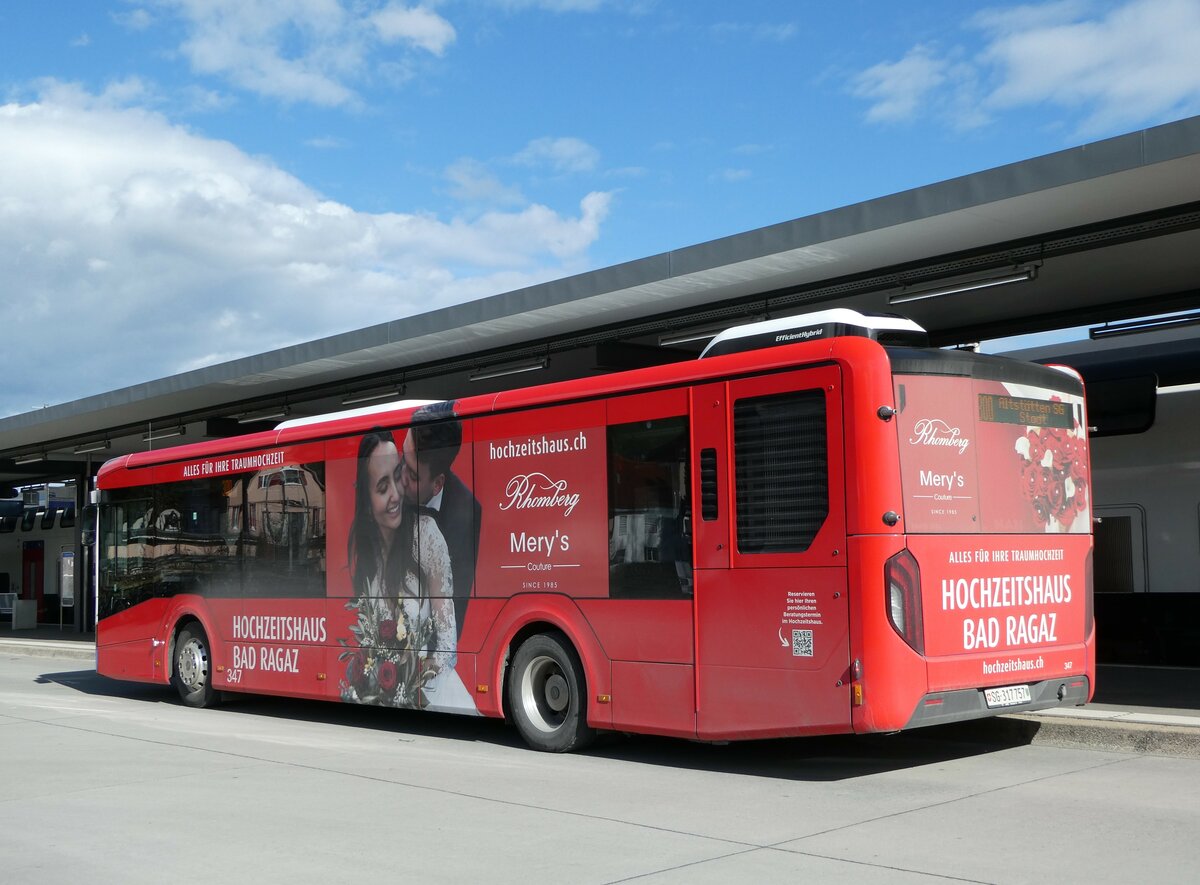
(345, 651, 368, 689)
(1021, 462, 1040, 500)
(1026, 431, 1045, 464)
(379, 619, 398, 642)
(1048, 479, 1065, 514)
(378, 660, 398, 693)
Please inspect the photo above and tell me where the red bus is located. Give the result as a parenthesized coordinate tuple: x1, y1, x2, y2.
(95, 309, 1094, 751)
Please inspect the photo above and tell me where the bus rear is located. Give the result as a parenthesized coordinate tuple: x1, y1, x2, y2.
(863, 348, 1094, 732)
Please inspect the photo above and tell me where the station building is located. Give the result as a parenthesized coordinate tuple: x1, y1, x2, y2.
(4, 116, 1200, 664)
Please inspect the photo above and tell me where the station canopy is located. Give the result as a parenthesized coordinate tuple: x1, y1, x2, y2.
(5, 115, 1200, 489)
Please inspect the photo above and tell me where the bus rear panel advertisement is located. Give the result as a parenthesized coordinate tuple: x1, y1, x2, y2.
(895, 373, 1090, 678)
(96, 312, 1095, 751)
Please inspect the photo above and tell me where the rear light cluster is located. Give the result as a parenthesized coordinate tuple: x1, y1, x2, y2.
(886, 549, 925, 654)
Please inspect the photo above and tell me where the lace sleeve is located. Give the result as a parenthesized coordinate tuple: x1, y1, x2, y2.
(417, 515, 456, 670)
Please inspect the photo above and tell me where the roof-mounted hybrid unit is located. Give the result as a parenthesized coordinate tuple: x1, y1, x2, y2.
(699, 309, 927, 359)
(276, 400, 442, 430)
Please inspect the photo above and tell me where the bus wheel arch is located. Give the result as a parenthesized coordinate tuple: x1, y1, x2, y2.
(170, 618, 219, 708)
(505, 626, 596, 752)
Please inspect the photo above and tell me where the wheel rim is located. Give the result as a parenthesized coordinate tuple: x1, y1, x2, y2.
(519, 654, 571, 734)
(177, 637, 209, 692)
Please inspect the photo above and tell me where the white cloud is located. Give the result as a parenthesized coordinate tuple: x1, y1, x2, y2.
(970, 0, 1092, 34)
(370, 3, 456, 55)
(0, 88, 611, 415)
(139, 0, 456, 106)
(853, 0, 1200, 134)
(113, 8, 154, 31)
(851, 44, 947, 124)
(445, 158, 526, 206)
(514, 136, 600, 173)
(977, 0, 1200, 132)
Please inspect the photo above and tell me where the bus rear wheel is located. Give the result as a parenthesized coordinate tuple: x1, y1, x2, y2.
(172, 624, 217, 708)
(508, 632, 595, 752)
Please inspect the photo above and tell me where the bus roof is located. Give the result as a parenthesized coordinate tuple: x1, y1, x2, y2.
(95, 329, 1081, 483)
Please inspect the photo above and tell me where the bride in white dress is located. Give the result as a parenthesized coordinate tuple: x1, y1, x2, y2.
(344, 430, 477, 715)
(400, 508, 478, 715)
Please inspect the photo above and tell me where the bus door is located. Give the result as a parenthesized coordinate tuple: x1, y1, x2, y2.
(692, 366, 851, 739)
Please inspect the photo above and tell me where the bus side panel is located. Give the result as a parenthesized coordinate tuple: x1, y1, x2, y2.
(216, 596, 341, 701)
(98, 595, 231, 687)
(695, 568, 850, 740)
(96, 597, 174, 683)
(96, 639, 160, 684)
(575, 599, 693, 663)
(580, 599, 696, 737)
(472, 402, 610, 601)
(610, 661, 696, 737)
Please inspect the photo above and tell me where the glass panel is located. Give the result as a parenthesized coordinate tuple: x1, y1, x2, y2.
(608, 416, 693, 598)
(98, 464, 328, 619)
(240, 463, 327, 598)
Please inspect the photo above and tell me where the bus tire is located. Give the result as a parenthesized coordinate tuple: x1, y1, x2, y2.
(172, 624, 217, 708)
(508, 632, 596, 753)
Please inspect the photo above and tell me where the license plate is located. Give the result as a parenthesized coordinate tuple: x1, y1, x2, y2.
(984, 684, 1032, 708)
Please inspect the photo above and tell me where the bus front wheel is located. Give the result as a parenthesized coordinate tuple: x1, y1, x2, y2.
(172, 624, 217, 708)
(508, 632, 595, 752)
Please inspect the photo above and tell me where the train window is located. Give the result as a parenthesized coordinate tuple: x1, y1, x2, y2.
(1093, 505, 1147, 593)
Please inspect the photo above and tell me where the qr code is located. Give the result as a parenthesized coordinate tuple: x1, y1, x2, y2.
(791, 629, 814, 657)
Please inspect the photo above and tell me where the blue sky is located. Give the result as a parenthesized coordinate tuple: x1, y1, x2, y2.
(3, 0, 1200, 416)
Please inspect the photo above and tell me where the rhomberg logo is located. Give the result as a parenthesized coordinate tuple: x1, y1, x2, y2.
(500, 473, 581, 516)
(908, 418, 970, 454)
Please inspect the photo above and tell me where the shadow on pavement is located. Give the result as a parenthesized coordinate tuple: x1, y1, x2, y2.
(36, 666, 1030, 782)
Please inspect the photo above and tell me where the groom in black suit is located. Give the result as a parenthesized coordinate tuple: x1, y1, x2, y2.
(401, 401, 481, 637)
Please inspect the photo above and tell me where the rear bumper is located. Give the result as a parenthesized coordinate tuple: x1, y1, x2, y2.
(904, 676, 1091, 730)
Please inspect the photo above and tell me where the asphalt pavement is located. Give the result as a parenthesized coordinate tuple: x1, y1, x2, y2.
(3, 625, 1197, 757)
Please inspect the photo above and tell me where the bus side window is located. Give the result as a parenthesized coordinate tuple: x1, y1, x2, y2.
(733, 389, 828, 554)
(608, 416, 693, 598)
(242, 464, 327, 595)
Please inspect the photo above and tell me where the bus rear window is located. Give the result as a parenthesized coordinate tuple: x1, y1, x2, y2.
(895, 373, 1090, 534)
